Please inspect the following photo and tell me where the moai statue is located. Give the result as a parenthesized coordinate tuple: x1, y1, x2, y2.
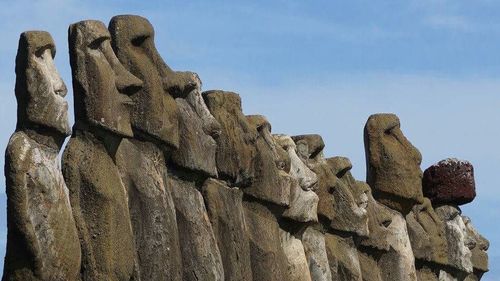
(274, 134, 318, 223)
(292, 134, 336, 223)
(168, 65, 221, 177)
(434, 206, 474, 279)
(364, 113, 424, 214)
(169, 178, 224, 281)
(327, 157, 369, 237)
(108, 17, 226, 281)
(245, 115, 292, 206)
(462, 216, 489, 281)
(202, 178, 253, 281)
(63, 20, 142, 281)
(323, 157, 368, 281)
(3, 31, 80, 281)
(111, 15, 224, 281)
(273, 134, 320, 281)
(354, 181, 417, 281)
(203, 91, 262, 280)
(291, 134, 334, 281)
(236, 115, 293, 281)
(109, 15, 183, 281)
(405, 198, 448, 280)
(204, 90, 257, 186)
(425, 158, 481, 279)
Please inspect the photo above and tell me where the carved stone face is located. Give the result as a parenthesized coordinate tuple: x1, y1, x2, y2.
(15, 31, 70, 136)
(292, 135, 337, 223)
(364, 113, 424, 213)
(435, 205, 474, 273)
(462, 216, 489, 273)
(69, 20, 142, 137)
(358, 184, 394, 251)
(405, 198, 448, 266)
(274, 134, 319, 222)
(109, 15, 179, 146)
(245, 115, 291, 206)
(204, 91, 257, 186)
(274, 134, 317, 190)
(327, 157, 369, 236)
(356, 181, 417, 279)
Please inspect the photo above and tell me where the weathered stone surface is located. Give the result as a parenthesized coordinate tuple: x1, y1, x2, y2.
(202, 178, 252, 281)
(109, 15, 180, 149)
(311, 161, 337, 223)
(64, 20, 142, 281)
(439, 270, 460, 281)
(116, 139, 182, 281)
(172, 98, 218, 176)
(356, 181, 417, 281)
(292, 134, 337, 223)
(325, 233, 362, 281)
(169, 176, 224, 281)
(3, 31, 80, 281)
(283, 181, 319, 222)
(243, 200, 288, 281)
(406, 198, 448, 266)
(301, 226, 333, 281)
(14, 31, 70, 136)
(292, 134, 325, 161)
(327, 157, 369, 236)
(279, 229, 312, 281)
(244, 115, 291, 206)
(423, 158, 476, 205)
(364, 113, 424, 214)
(357, 185, 395, 252)
(358, 251, 383, 281)
(435, 205, 474, 274)
(376, 214, 417, 281)
(204, 90, 257, 186)
(68, 20, 142, 139)
(415, 264, 439, 281)
(462, 216, 489, 274)
(274, 134, 319, 222)
(110, 15, 184, 280)
(274, 134, 317, 189)
(63, 130, 138, 281)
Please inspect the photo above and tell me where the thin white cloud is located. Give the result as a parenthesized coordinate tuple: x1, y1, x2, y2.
(424, 14, 472, 31)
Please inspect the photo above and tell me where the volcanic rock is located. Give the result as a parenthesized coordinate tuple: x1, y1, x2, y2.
(423, 158, 476, 205)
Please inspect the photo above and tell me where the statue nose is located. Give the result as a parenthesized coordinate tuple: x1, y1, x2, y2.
(54, 81, 67, 97)
(115, 70, 143, 95)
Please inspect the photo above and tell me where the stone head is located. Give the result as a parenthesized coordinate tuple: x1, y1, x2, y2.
(245, 115, 291, 206)
(327, 157, 369, 236)
(357, 181, 395, 251)
(435, 205, 474, 273)
(203, 90, 257, 186)
(69, 20, 142, 137)
(109, 15, 179, 147)
(405, 198, 448, 266)
(15, 31, 70, 136)
(292, 134, 325, 163)
(274, 134, 319, 222)
(462, 216, 489, 274)
(364, 113, 424, 214)
(291, 134, 336, 223)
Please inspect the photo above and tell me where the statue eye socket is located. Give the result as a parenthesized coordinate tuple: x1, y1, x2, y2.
(381, 219, 392, 228)
(384, 125, 397, 135)
(88, 37, 108, 50)
(132, 35, 148, 47)
(34, 44, 53, 58)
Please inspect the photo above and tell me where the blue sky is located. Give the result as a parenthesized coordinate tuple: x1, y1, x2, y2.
(0, 0, 499, 278)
